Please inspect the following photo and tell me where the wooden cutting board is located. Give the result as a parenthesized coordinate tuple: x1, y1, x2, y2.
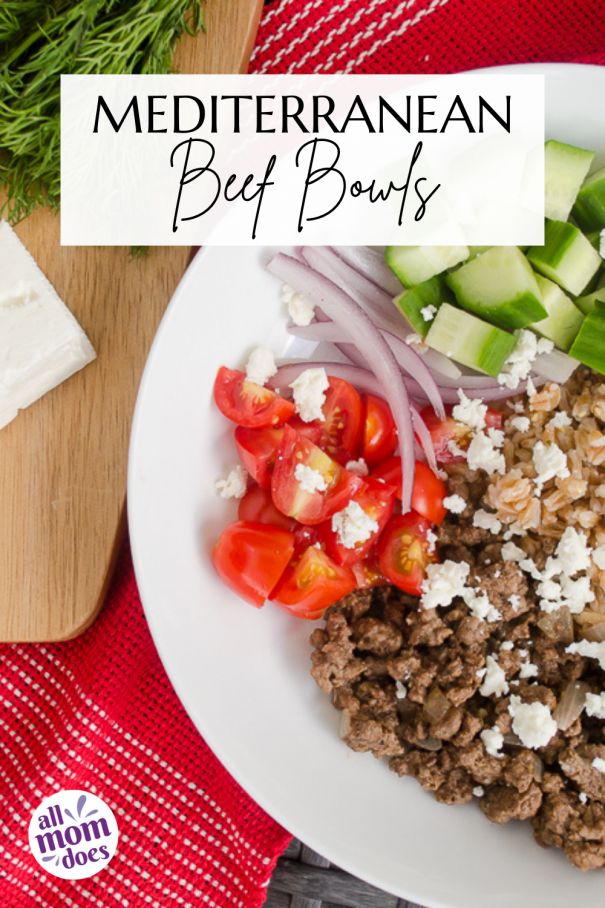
(0, 0, 263, 642)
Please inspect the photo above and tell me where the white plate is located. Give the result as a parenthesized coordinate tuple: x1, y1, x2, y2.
(129, 65, 605, 908)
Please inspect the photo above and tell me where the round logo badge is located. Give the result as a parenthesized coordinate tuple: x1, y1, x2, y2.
(28, 790, 119, 880)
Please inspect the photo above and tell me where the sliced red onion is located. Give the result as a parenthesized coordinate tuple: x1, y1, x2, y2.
(271, 361, 384, 397)
(533, 349, 580, 384)
(268, 254, 417, 509)
(421, 348, 463, 380)
(332, 245, 404, 297)
(411, 405, 437, 473)
(301, 246, 406, 336)
(288, 317, 445, 420)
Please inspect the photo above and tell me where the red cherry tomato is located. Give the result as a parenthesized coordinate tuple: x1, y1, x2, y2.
(377, 513, 438, 597)
(319, 478, 396, 566)
(235, 426, 284, 490)
(238, 485, 294, 531)
(351, 555, 387, 589)
(212, 521, 295, 607)
(213, 367, 294, 428)
(289, 377, 363, 464)
(362, 394, 397, 467)
(271, 425, 363, 526)
(419, 405, 503, 464)
(371, 458, 447, 525)
(272, 545, 356, 619)
(292, 525, 322, 558)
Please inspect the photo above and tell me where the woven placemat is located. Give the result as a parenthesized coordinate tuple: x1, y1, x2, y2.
(266, 839, 426, 908)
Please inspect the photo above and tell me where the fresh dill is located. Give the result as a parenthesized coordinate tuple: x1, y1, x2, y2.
(0, 0, 204, 222)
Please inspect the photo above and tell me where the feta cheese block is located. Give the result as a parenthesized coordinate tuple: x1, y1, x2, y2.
(0, 221, 95, 428)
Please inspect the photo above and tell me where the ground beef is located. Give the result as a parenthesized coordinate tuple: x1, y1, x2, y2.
(310, 508, 605, 872)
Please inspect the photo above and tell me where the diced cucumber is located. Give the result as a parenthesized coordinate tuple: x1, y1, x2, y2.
(575, 287, 605, 315)
(385, 245, 469, 287)
(544, 140, 594, 221)
(392, 277, 447, 338)
(568, 301, 605, 373)
(527, 219, 601, 296)
(468, 246, 492, 259)
(572, 166, 605, 231)
(425, 302, 517, 377)
(445, 246, 546, 330)
(532, 274, 584, 351)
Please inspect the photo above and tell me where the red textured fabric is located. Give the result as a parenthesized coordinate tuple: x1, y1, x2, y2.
(2, 2, 605, 906)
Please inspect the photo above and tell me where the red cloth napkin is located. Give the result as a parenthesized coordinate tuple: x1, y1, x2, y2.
(2, 3, 604, 906)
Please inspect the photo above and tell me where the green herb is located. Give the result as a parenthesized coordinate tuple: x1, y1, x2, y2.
(0, 0, 204, 222)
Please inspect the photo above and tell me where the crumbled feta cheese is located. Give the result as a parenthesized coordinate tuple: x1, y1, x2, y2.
(592, 757, 605, 774)
(497, 329, 548, 390)
(481, 725, 504, 758)
(283, 284, 315, 326)
(426, 528, 438, 554)
(566, 640, 605, 671)
(405, 333, 428, 353)
(215, 465, 247, 499)
(345, 458, 369, 477)
(331, 500, 378, 549)
(480, 654, 509, 698)
(289, 367, 329, 422)
(519, 660, 539, 679)
(508, 594, 521, 611)
(592, 544, 605, 571)
(519, 557, 542, 580)
(585, 692, 605, 720)
(466, 431, 506, 475)
(421, 560, 470, 610)
(533, 441, 570, 486)
(487, 426, 505, 448)
(502, 542, 525, 562)
(420, 304, 437, 322)
(555, 527, 592, 576)
(579, 792, 588, 805)
(472, 509, 502, 535)
(508, 696, 557, 749)
(500, 641, 514, 652)
(547, 411, 572, 430)
(295, 463, 327, 494)
(560, 575, 595, 614)
(463, 588, 501, 623)
(395, 681, 408, 700)
(443, 494, 466, 514)
(509, 415, 530, 432)
(473, 785, 485, 798)
(452, 389, 487, 431)
(600, 229, 605, 259)
(245, 346, 277, 386)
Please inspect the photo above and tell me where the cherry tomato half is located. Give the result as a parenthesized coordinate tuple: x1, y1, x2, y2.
(290, 377, 363, 464)
(238, 485, 294, 531)
(378, 513, 438, 597)
(351, 555, 387, 589)
(214, 367, 294, 428)
(271, 425, 363, 526)
(420, 404, 503, 464)
(362, 394, 397, 467)
(272, 545, 356, 619)
(212, 521, 294, 607)
(371, 458, 446, 525)
(319, 478, 396, 566)
(235, 425, 284, 490)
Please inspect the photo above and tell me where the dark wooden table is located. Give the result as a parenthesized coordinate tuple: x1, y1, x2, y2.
(266, 839, 426, 908)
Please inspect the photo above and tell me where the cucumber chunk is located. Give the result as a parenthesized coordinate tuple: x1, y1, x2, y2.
(544, 140, 594, 221)
(572, 166, 605, 231)
(575, 287, 605, 315)
(392, 277, 447, 338)
(425, 302, 517, 377)
(532, 274, 584, 351)
(385, 245, 469, 287)
(568, 302, 605, 373)
(527, 219, 601, 296)
(468, 246, 492, 259)
(445, 246, 546, 330)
